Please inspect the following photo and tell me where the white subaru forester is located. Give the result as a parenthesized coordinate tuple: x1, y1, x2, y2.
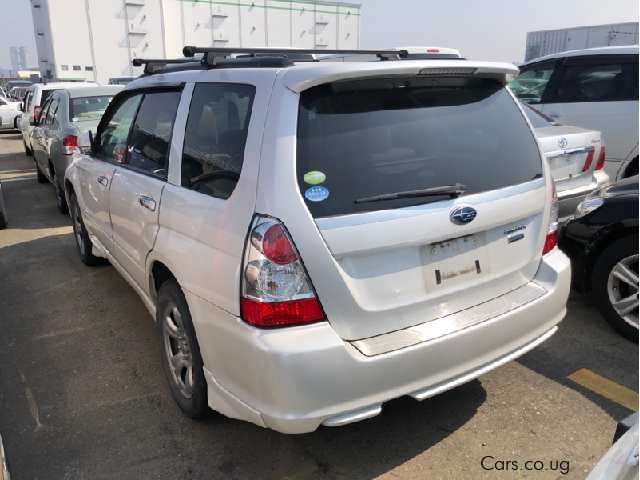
(65, 47, 571, 434)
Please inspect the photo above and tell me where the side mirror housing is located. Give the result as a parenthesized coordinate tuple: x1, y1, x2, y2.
(19, 102, 24, 112)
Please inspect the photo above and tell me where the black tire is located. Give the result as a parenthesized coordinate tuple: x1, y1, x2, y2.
(591, 236, 639, 341)
(69, 192, 100, 266)
(0, 209, 6, 229)
(23, 140, 33, 157)
(157, 279, 208, 419)
(35, 163, 47, 183)
(13, 117, 19, 129)
(52, 169, 68, 214)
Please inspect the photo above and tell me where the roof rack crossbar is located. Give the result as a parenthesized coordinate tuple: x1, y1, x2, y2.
(183, 46, 407, 59)
(132, 57, 202, 75)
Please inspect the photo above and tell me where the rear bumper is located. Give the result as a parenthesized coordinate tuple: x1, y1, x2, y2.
(187, 249, 571, 434)
(557, 171, 609, 222)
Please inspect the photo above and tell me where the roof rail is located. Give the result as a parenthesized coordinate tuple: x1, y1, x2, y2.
(182, 46, 407, 65)
(132, 58, 203, 75)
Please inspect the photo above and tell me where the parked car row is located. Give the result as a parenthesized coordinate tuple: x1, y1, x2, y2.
(511, 45, 639, 182)
(5, 45, 637, 435)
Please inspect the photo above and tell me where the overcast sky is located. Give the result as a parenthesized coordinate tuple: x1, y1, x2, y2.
(0, 0, 637, 69)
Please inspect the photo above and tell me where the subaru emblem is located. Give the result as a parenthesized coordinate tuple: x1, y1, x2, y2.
(558, 137, 568, 149)
(450, 206, 477, 225)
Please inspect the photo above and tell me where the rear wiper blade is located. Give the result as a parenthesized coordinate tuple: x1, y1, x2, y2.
(354, 183, 467, 204)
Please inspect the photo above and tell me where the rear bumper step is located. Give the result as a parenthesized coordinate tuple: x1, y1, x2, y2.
(351, 282, 547, 357)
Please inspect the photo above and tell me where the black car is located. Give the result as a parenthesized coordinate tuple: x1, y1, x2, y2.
(560, 176, 638, 340)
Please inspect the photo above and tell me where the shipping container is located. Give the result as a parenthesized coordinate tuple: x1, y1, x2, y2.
(525, 22, 638, 61)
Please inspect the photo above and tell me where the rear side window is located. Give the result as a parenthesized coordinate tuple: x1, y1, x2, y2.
(556, 58, 639, 102)
(297, 77, 542, 218)
(126, 90, 181, 179)
(181, 83, 255, 199)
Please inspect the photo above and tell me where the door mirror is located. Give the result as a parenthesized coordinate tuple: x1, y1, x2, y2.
(78, 130, 94, 154)
(19, 102, 24, 112)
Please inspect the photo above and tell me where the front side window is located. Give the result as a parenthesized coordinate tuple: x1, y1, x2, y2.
(70, 95, 114, 122)
(556, 58, 639, 103)
(125, 90, 181, 178)
(45, 97, 59, 126)
(509, 62, 556, 104)
(297, 76, 543, 218)
(96, 94, 142, 163)
(181, 83, 255, 199)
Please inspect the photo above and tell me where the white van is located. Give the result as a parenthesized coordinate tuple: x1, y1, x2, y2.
(511, 45, 639, 181)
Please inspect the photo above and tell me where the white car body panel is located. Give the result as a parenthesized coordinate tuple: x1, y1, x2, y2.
(0, 96, 21, 130)
(65, 59, 570, 433)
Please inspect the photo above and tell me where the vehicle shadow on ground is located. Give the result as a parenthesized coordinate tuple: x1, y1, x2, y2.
(518, 289, 639, 422)
(0, 230, 487, 479)
(0, 148, 71, 231)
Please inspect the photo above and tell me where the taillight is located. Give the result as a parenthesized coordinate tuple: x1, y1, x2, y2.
(62, 135, 78, 155)
(240, 215, 325, 328)
(543, 181, 559, 255)
(33, 106, 42, 123)
(581, 147, 595, 172)
(595, 146, 606, 170)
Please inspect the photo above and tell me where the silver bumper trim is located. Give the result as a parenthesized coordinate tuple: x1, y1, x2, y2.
(351, 282, 547, 357)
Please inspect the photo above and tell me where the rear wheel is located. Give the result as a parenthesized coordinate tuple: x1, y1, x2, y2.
(51, 168, 68, 214)
(69, 192, 99, 266)
(592, 237, 639, 341)
(158, 279, 208, 419)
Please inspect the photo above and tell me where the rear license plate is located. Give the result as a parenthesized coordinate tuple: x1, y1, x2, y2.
(424, 234, 486, 288)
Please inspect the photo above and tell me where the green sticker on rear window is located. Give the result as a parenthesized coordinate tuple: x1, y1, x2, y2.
(304, 170, 326, 185)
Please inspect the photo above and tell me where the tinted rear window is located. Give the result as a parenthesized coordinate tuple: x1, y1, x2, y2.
(70, 95, 114, 122)
(297, 77, 542, 217)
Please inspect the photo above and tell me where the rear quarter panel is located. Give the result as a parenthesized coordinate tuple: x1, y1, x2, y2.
(148, 71, 276, 315)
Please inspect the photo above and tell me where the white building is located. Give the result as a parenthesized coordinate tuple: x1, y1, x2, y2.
(30, 0, 361, 84)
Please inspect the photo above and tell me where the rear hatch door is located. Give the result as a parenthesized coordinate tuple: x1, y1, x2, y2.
(272, 73, 549, 341)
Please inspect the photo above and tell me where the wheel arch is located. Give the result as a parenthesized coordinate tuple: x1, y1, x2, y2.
(584, 226, 638, 288)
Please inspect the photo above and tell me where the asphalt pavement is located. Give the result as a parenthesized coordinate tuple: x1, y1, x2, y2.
(0, 131, 637, 480)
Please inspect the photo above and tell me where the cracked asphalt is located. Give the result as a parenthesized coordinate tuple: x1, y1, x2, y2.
(0, 131, 637, 479)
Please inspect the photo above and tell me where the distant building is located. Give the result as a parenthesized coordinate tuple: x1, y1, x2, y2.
(9, 46, 27, 73)
(525, 22, 639, 61)
(30, 0, 361, 84)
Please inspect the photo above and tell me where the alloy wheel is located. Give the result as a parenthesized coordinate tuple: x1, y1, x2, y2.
(163, 305, 194, 399)
(607, 254, 639, 330)
(71, 201, 85, 256)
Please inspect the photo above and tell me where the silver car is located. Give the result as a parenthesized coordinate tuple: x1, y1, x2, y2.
(65, 48, 571, 434)
(523, 104, 610, 221)
(31, 85, 122, 213)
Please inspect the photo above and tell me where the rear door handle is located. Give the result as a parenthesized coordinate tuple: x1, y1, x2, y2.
(97, 175, 109, 187)
(138, 195, 157, 212)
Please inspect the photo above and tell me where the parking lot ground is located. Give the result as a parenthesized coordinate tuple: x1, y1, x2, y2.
(0, 131, 637, 480)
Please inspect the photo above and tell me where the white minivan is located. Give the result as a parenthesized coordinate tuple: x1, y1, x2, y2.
(65, 47, 571, 434)
(511, 45, 639, 181)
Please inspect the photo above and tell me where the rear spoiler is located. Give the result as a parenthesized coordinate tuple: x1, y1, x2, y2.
(284, 61, 518, 93)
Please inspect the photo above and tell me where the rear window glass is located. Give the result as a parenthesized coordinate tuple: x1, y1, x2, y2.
(297, 77, 543, 218)
(70, 95, 114, 122)
(523, 104, 554, 128)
